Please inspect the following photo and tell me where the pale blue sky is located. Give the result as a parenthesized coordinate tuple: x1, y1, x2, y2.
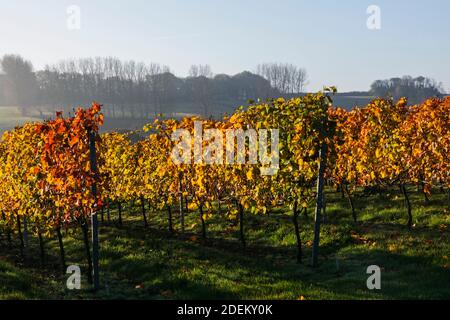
(1, 0, 449, 92)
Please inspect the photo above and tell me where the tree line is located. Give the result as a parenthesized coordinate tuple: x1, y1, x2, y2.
(1, 54, 445, 119)
(370, 76, 444, 104)
(0, 55, 309, 118)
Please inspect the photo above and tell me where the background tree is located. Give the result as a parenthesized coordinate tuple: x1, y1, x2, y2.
(0, 54, 38, 115)
(188, 65, 214, 117)
(256, 62, 308, 94)
(370, 76, 444, 104)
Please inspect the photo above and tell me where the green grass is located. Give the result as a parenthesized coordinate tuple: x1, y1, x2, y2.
(0, 187, 449, 300)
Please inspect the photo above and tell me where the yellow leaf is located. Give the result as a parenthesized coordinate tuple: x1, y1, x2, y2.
(375, 148, 381, 159)
(188, 203, 198, 211)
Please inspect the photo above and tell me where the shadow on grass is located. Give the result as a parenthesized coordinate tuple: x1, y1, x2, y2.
(315, 248, 450, 299)
(1, 186, 448, 299)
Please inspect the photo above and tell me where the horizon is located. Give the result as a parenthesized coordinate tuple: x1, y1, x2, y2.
(0, 55, 446, 94)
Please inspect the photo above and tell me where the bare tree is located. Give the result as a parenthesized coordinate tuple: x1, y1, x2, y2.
(147, 63, 172, 116)
(189, 64, 213, 78)
(188, 64, 214, 116)
(256, 62, 308, 94)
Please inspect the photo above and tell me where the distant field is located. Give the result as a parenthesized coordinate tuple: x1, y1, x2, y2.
(0, 106, 43, 135)
(0, 106, 202, 135)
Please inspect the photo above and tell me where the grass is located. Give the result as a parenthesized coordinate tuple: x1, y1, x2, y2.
(0, 187, 449, 300)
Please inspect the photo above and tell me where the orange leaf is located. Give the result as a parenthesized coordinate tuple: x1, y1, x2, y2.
(69, 136, 79, 147)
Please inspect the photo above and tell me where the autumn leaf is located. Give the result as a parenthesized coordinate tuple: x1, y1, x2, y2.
(69, 135, 79, 147)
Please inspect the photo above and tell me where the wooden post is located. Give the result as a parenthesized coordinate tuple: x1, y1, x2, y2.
(81, 219, 93, 285)
(88, 127, 100, 291)
(312, 122, 328, 268)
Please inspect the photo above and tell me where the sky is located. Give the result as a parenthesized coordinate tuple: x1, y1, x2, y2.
(1, 0, 449, 92)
